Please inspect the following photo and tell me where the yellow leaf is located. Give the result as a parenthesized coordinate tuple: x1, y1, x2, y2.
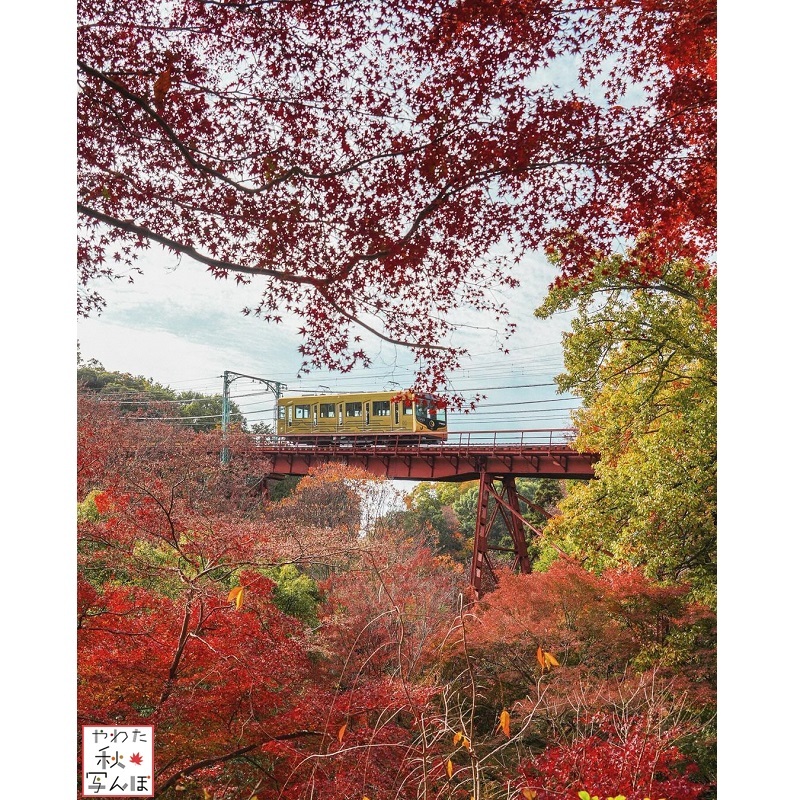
(536, 645, 546, 670)
(446, 758, 454, 779)
(522, 790, 537, 800)
(497, 709, 511, 737)
(227, 586, 244, 610)
(543, 650, 560, 668)
(338, 723, 347, 742)
(462, 735, 471, 750)
(453, 731, 462, 745)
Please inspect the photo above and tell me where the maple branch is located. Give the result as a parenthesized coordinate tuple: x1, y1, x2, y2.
(155, 731, 325, 794)
(318, 290, 452, 352)
(79, 59, 476, 196)
(78, 60, 260, 195)
(77, 203, 316, 285)
(78, 202, 456, 353)
(315, 182, 455, 288)
(159, 592, 194, 705)
(456, 595, 478, 767)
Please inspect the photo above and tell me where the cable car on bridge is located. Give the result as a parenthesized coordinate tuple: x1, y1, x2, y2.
(276, 390, 448, 443)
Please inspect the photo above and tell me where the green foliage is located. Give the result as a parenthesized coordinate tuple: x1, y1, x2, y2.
(401, 482, 469, 559)
(266, 564, 321, 626)
(77, 356, 246, 431)
(77, 359, 175, 400)
(578, 793, 628, 800)
(576, 794, 669, 800)
(536, 257, 716, 603)
(265, 475, 302, 503)
(536, 256, 716, 404)
(77, 490, 102, 523)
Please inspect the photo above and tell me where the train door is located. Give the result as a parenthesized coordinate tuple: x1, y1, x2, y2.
(338, 403, 343, 429)
(403, 398, 414, 430)
(393, 402, 399, 429)
(365, 403, 370, 427)
(313, 404, 318, 429)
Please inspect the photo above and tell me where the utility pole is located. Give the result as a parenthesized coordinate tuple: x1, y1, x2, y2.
(221, 370, 287, 464)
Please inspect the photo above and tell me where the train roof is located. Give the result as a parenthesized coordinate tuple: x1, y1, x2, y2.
(277, 390, 440, 403)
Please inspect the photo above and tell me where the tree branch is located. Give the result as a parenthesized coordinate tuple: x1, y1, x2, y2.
(155, 730, 325, 793)
(78, 203, 316, 285)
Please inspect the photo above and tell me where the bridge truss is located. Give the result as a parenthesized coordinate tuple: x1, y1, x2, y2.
(250, 429, 598, 597)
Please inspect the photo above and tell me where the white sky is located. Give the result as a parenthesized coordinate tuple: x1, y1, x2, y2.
(77, 245, 581, 432)
(3, 5, 797, 795)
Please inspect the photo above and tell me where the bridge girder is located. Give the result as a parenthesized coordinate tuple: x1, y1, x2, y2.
(247, 435, 597, 597)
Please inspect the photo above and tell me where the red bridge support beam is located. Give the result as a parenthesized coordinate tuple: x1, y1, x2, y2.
(470, 472, 495, 597)
(470, 473, 541, 598)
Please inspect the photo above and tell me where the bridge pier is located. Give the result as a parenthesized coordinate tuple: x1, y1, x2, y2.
(469, 473, 553, 598)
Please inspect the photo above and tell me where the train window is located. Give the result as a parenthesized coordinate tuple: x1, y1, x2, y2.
(295, 404, 311, 419)
(394, 404, 399, 424)
(319, 403, 335, 418)
(345, 402, 362, 417)
(373, 401, 390, 416)
(278, 406, 286, 420)
(403, 402, 413, 415)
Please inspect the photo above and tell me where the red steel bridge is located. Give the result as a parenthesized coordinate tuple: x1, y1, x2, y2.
(248, 429, 599, 597)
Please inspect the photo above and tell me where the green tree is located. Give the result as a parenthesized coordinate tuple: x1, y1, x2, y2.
(266, 564, 322, 627)
(535, 256, 716, 603)
(77, 356, 246, 431)
(386, 482, 471, 561)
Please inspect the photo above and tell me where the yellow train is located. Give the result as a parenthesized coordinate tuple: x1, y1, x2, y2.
(276, 390, 448, 442)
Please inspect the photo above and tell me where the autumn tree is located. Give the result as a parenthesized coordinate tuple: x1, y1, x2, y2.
(77, 397, 425, 797)
(384, 481, 470, 561)
(79, 399, 313, 797)
(78, 0, 715, 386)
(535, 256, 717, 602)
(516, 683, 711, 800)
(78, 397, 479, 798)
(425, 559, 715, 797)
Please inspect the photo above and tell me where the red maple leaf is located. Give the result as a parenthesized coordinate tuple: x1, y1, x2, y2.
(130, 753, 143, 765)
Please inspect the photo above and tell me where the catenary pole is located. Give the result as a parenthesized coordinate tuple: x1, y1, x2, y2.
(221, 370, 287, 464)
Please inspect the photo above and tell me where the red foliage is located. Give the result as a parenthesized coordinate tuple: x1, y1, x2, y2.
(317, 527, 464, 685)
(518, 713, 707, 800)
(77, 397, 455, 798)
(469, 559, 710, 673)
(77, 399, 715, 797)
(78, 0, 715, 387)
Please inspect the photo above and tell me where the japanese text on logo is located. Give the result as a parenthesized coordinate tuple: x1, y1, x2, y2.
(82, 726, 154, 796)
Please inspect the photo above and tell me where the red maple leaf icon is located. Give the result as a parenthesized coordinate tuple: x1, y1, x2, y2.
(130, 753, 144, 765)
